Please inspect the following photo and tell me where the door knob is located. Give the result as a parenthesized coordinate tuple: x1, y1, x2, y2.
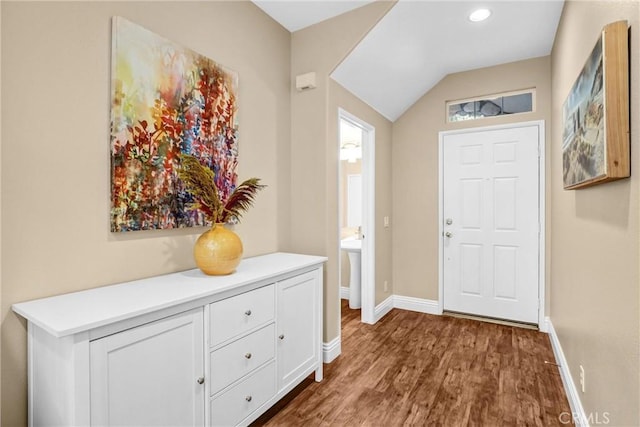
(446, 218, 453, 225)
(197, 377, 205, 385)
(244, 310, 252, 316)
(445, 231, 453, 238)
(279, 334, 285, 340)
(245, 352, 252, 359)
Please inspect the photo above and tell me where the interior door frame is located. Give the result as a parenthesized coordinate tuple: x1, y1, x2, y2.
(438, 120, 546, 330)
(338, 108, 376, 325)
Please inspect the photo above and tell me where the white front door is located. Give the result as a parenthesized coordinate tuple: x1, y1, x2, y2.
(442, 125, 539, 324)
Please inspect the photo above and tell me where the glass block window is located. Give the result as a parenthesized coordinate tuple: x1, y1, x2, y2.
(447, 89, 535, 123)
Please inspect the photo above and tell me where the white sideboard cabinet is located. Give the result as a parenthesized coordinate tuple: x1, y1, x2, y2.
(13, 252, 326, 427)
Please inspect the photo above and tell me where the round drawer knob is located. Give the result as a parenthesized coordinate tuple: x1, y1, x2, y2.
(279, 334, 285, 340)
(245, 352, 252, 359)
(245, 310, 252, 316)
(245, 395, 252, 402)
(197, 377, 205, 385)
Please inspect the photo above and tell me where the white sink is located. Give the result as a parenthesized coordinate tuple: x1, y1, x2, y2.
(340, 238, 361, 253)
(341, 238, 361, 309)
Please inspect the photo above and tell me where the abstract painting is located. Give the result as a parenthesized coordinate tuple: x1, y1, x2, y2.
(110, 17, 238, 231)
(562, 20, 629, 190)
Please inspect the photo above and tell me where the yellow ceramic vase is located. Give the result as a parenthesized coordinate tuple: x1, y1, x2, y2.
(194, 223, 243, 275)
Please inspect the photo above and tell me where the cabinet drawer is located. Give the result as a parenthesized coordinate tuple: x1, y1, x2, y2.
(210, 323, 275, 395)
(210, 361, 276, 427)
(210, 284, 275, 346)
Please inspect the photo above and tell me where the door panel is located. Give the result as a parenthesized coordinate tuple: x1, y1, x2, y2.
(461, 179, 483, 229)
(494, 178, 517, 230)
(494, 245, 517, 299)
(90, 308, 205, 426)
(277, 271, 318, 391)
(443, 125, 539, 324)
(460, 244, 482, 296)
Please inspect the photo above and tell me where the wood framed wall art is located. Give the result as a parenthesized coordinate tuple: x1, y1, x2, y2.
(562, 20, 629, 190)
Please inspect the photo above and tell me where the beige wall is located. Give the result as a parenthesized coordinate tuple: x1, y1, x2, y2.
(392, 57, 551, 306)
(550, 1, 640, 424)
(290, 1, 394, 341)
(331, 81, 393, 306)
(1, 2, 290, 425)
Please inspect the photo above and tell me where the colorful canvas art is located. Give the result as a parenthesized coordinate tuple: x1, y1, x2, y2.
(110, 17, 238, 231)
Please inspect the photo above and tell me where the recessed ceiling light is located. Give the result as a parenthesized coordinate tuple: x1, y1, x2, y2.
(469, 8, 491, 22)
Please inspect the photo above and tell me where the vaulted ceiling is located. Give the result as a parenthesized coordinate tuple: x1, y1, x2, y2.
(253, 0, 564, 122)
(252, 1, 376, 32)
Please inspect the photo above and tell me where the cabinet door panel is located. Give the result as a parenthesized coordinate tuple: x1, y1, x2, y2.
(90, 308, 205, 426)
(277, 271, 318, 390)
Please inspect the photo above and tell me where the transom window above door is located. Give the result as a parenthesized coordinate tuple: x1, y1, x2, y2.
(447, 89, 535, 123)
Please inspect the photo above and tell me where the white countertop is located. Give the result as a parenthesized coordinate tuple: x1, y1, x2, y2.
(13, 252, 326, 338)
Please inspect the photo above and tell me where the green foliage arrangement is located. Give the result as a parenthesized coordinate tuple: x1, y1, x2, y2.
(178, 153, 265, 224)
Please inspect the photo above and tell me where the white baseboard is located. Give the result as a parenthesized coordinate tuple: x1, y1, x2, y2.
(539, 316, 549, 333)
(322, 336, 341, 363)
(393, 295, 440, 315)
(374, 295, 394, 322)
(547, 318, 587, 427)
(340, 286, 350, 300)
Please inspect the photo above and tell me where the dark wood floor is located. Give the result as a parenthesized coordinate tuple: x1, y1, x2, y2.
(254, 300, 571, 426)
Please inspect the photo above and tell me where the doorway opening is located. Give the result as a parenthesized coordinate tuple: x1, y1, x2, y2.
(338, 109, 375, 325)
